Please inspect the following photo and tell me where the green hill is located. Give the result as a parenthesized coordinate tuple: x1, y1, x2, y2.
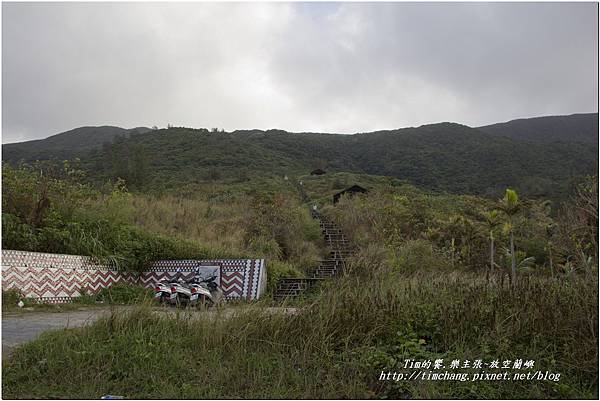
(479, 112, 598, 143)
(2, 126, 151, 162)
(2, 116, 597, 200)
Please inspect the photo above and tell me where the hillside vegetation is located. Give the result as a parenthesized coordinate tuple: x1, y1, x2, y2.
(2, 114, 598, 399)
(2, 126, 150, 163)
(1, 163, 321, 286)
(3, 170, 597, 399)
(479, 112, 598, 143)
(305, 172, 597, 277)
(3, 113, 598, 201)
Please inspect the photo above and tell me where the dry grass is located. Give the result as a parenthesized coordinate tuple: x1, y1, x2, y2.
(130, 194, 249, 255)
(3, 266, 597, 399)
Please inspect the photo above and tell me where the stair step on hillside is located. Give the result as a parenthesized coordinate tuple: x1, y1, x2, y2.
(328, 249, 350, 255)
(315, 265, 338, 272)
(324, 236, 346, 241)
(318, 259, 345, 266)
(317, 266, 343, 272)
(309, 266, 339, 277)
(311, 272, 338, 279)
(328, 245, 351, 250)
(273, 277, 324, 301)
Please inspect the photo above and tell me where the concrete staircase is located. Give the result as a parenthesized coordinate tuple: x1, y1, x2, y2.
(273, 184, 353, 301)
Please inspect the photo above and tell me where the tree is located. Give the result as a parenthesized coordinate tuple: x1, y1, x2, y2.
(556, 175, 598, 275)
(500, 188, 520, 285)
(314, 158, 328, 171)
(130, 144, 150, 189)
(545, 222, 556, 277)
(499, 248, 536, 274)
(484, 210, 500, 275)
(206, 167, 222, 182)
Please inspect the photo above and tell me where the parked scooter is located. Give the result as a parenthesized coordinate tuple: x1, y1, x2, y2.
(168, 276, 194, 307)
(154, 277, 183, 305)
(188, 275, 223, 308)
(155, 266, 223, 308)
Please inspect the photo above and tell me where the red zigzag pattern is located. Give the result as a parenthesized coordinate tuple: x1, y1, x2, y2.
(2, 251, 266, 302)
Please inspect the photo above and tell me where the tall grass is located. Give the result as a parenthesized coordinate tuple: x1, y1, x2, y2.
(129, 194, 249, 256)
(123, 187, 324, 279)
(3, 163, 323, 281)
(3, 264, 597, 399)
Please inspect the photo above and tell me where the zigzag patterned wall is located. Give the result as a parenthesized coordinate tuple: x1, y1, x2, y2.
(141, 259, 267, 301)
(1, 250, 267, 303)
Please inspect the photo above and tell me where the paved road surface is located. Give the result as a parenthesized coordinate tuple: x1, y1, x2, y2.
(2, 306, 297, 358)
(2, 307, 118, 357)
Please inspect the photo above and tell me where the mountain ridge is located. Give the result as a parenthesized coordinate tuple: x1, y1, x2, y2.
(478, 112, 598, 143)
(3, 126, 151, 165)
(2, 114, 597, 201)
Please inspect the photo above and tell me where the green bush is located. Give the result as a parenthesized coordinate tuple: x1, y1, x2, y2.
(1, 213, 39, 250)
(2, 289, 22, 308)
(95, 284, 153, 304)
(390, 239, 452, 273)
(266, 260, 305, 295)
(1, 164, 236, 272)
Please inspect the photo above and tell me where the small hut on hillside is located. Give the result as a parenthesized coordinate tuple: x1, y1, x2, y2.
(333, 185, 368, 204)
(310, 168, 326, 176)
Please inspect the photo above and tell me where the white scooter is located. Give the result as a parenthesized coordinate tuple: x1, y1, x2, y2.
(154, 277, 183, 305)
(189, 275, 223, 308)
(168, 276, 194, 307)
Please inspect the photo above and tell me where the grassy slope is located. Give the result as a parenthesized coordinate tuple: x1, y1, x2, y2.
(99, 124, 596, 200)
(2, 273, 597, 399)
(479, 113, 598, 143)
(4, 121, 597, 200)
(2, 126, 150, 162)
(2, 172, 598, 399)
(2, 164, 324, 290)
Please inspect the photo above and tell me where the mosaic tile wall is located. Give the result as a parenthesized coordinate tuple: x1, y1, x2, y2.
(1, 250, 267, 303)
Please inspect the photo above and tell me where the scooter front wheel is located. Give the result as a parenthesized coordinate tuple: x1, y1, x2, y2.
(194, 295, 211, 309)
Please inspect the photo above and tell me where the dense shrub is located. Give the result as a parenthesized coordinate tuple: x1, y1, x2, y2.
(389, 239, 452, 273)
(1, 164, 240, 271)
(2, 289, 22, 308)
(316, 172, 598, 276)
(95, 284, 153, 304)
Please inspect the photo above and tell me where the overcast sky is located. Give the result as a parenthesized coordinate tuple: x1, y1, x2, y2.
(2, 1, 598, 143)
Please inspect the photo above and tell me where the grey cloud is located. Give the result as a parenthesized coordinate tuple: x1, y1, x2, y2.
(2, 2, 597, 143)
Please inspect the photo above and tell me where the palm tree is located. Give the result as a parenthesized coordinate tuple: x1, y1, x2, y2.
(484, 210, 500, 275)
(500, 189, 520, 285)
(500, 248, 536, 273)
